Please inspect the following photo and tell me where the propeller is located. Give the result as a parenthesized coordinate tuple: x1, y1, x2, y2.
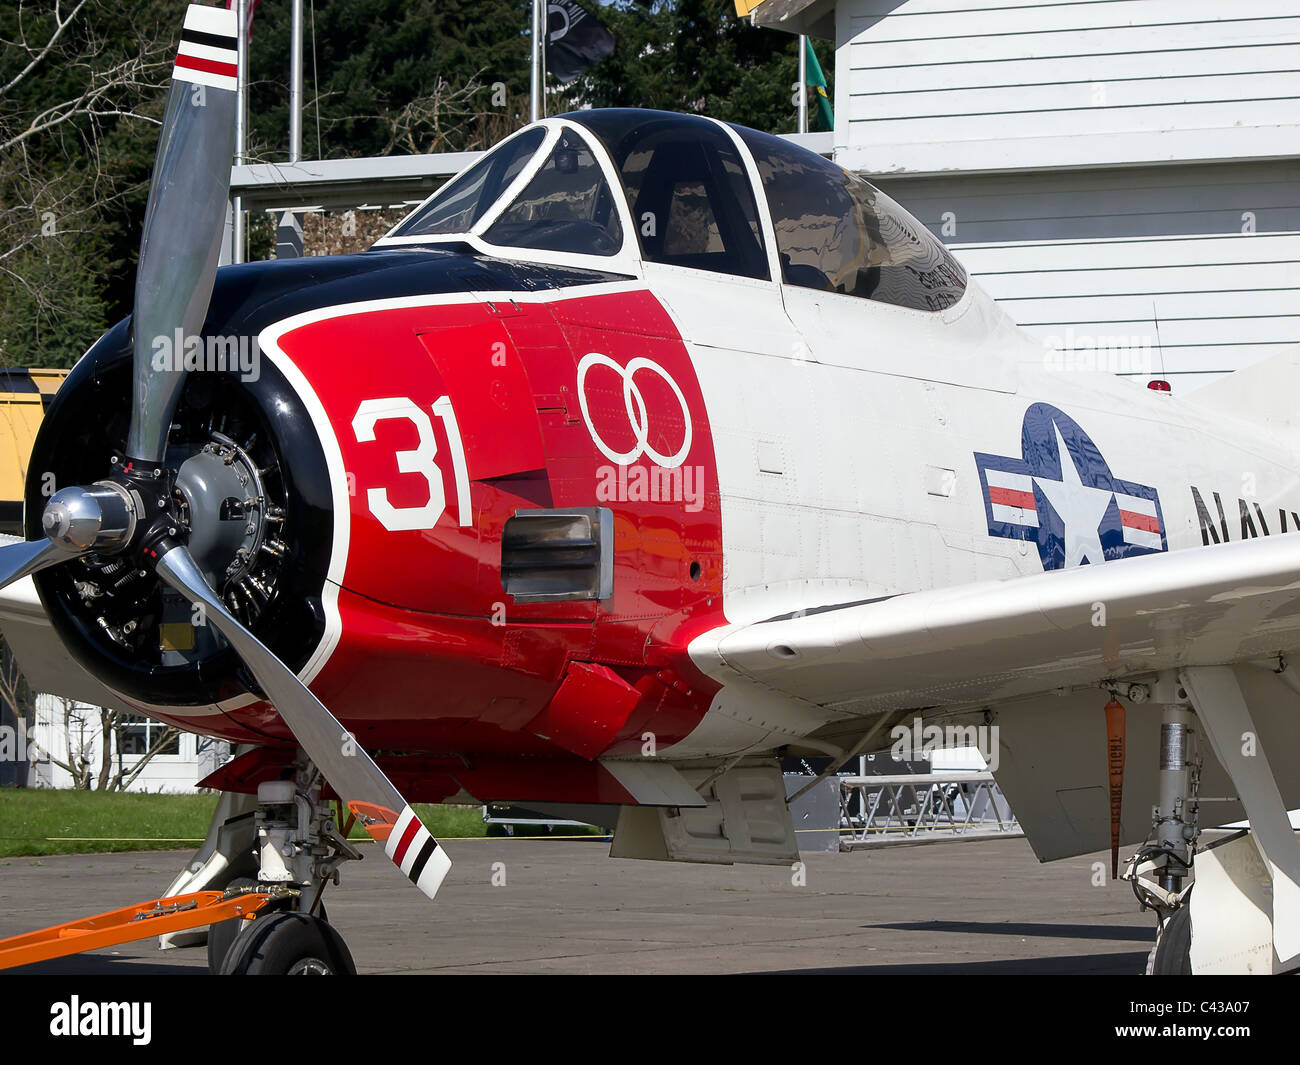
(0, 4, 451, 900)
(154, 545, 451, 897)
(128, 3, 240, 465)
(0, 482, 135, 592)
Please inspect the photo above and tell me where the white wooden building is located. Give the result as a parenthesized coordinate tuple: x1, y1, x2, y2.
(26, 693, 227, 793)
(753, 0, 1300, 388)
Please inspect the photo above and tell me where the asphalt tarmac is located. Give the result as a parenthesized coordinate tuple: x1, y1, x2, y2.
(0, 835, 1156, 975)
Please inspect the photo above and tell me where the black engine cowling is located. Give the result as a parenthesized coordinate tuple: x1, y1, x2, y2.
(26, 315, 333, 707)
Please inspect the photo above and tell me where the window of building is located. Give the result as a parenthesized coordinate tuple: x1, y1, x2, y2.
(733, 126, 967, 311)
(118, 713, 180, 757)
(483, 129, 623, 256)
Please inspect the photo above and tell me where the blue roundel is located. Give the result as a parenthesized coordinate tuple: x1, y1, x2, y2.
(974, 403, 1167, 571)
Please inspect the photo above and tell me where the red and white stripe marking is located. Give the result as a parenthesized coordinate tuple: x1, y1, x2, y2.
(989, 472, 1161, 548)
(174, 5, 238, 93)
(986, 468, 1039, 527)
(384, 805, 452, 899)
(1115, 491, 1162, 549)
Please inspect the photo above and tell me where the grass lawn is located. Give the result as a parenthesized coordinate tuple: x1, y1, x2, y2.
(0, 790, 515, 858)
(0, 790, 220, 858)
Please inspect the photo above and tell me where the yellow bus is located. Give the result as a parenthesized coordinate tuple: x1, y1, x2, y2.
(0, 369, 67, 535)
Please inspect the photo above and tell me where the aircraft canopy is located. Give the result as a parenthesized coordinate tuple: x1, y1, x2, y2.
(386, 109, 967, 313)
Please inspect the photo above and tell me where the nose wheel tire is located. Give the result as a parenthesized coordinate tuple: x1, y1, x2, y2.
(206, 878, 260, 973)
(1149, 897, 1192, 975)
(216, 911, 355, 975)
(207, 879, 331, 973)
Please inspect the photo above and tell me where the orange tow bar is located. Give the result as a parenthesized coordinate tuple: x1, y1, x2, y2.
(0, 887, 281, 971)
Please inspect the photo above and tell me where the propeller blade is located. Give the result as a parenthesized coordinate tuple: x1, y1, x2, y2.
(127, 4, 240, 464)
(153, 544, 452, 899)
(0, 538, 79, 594)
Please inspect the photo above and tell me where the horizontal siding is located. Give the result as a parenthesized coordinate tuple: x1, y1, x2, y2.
(852, 73, 1300, 123)
(1004, 289, 1300, 323)
(872, 165, 1300, 381)
(851, 0, 1187, 13)
(848, 2, 1291, 43)
(955, 232, 1299, 272)
(959, 235, 1300, 378)
(836, 0, 1300, 173)
(854, 44, 1300, 94)
(849, 16, 1296, 63)
(872, 161, 1300, 242)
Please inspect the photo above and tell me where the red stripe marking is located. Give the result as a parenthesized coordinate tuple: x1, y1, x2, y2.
(175, 54, 237, 79)
(390, 815, 423, 867)
(1120, 510, 1160, 533)
(988, 486, 1036, 510)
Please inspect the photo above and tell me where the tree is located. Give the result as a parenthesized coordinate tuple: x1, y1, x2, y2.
(26, 696, 180, 790)
(247, 0, 534, 160)
(243, 0, 825, 159)
(34, 696, 95, 788)
(0, 635, 35, 786)
(552, 0, 829, 134)
(0, 0, 831, 368)
(0, 0, 177, 369)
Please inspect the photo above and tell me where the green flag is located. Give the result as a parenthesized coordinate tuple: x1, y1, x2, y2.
(805, 38, 833, 131)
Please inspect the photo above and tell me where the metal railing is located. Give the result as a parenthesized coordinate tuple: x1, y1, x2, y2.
(225, 132, 835, 214)
(839, 772, 1021, 848)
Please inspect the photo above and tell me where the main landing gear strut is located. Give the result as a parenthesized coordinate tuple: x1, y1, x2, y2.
(1120, 674, 1201, 974)
(1121, 667, 1300, 975)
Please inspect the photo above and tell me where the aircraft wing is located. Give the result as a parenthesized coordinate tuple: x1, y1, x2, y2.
(692, 535, 1300, 717)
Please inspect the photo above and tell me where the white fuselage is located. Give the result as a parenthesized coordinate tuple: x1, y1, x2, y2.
(649, 265, 1300, 756)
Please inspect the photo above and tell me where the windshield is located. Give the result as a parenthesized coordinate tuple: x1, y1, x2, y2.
(391, 127, 546, 238)
(482, 128, 623, 256)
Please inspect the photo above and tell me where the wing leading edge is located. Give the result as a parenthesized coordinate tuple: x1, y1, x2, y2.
(690, 535, 1300, 716)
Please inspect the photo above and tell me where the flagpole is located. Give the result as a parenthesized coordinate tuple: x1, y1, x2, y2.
(530, 0, 543, 122)
(797, 35, 808, 134)
(232, 0, 248, 264)
(289, 0, 303, 162)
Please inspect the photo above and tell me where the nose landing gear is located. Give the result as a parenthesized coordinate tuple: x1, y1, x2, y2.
(207, 755, 365, 975)
(216, 911, 356, 976)
(0, 751, 367, 974)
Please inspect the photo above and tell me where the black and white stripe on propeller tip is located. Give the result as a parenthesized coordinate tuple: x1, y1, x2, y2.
(385, 805, 452, 899)
(173, 4, 238, 93)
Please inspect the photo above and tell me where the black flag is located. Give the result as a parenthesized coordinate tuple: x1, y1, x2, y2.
(546, 0, 616, 85)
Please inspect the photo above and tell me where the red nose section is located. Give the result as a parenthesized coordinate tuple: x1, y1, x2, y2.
(171, 285, 726, 799)
(417, 324, 548, 480)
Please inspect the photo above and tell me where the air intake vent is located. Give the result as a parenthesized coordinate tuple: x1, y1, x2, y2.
(501, 507, 613, 602)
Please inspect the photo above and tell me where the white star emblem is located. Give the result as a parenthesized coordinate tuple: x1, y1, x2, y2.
(1032, 425, 1115, 566)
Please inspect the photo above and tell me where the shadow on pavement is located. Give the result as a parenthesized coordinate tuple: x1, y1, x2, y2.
(867, 920, 1153, 942)
(762, 950, 1149, 975)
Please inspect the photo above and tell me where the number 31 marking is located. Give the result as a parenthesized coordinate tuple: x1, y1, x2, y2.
(351, 395, 472, 531)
